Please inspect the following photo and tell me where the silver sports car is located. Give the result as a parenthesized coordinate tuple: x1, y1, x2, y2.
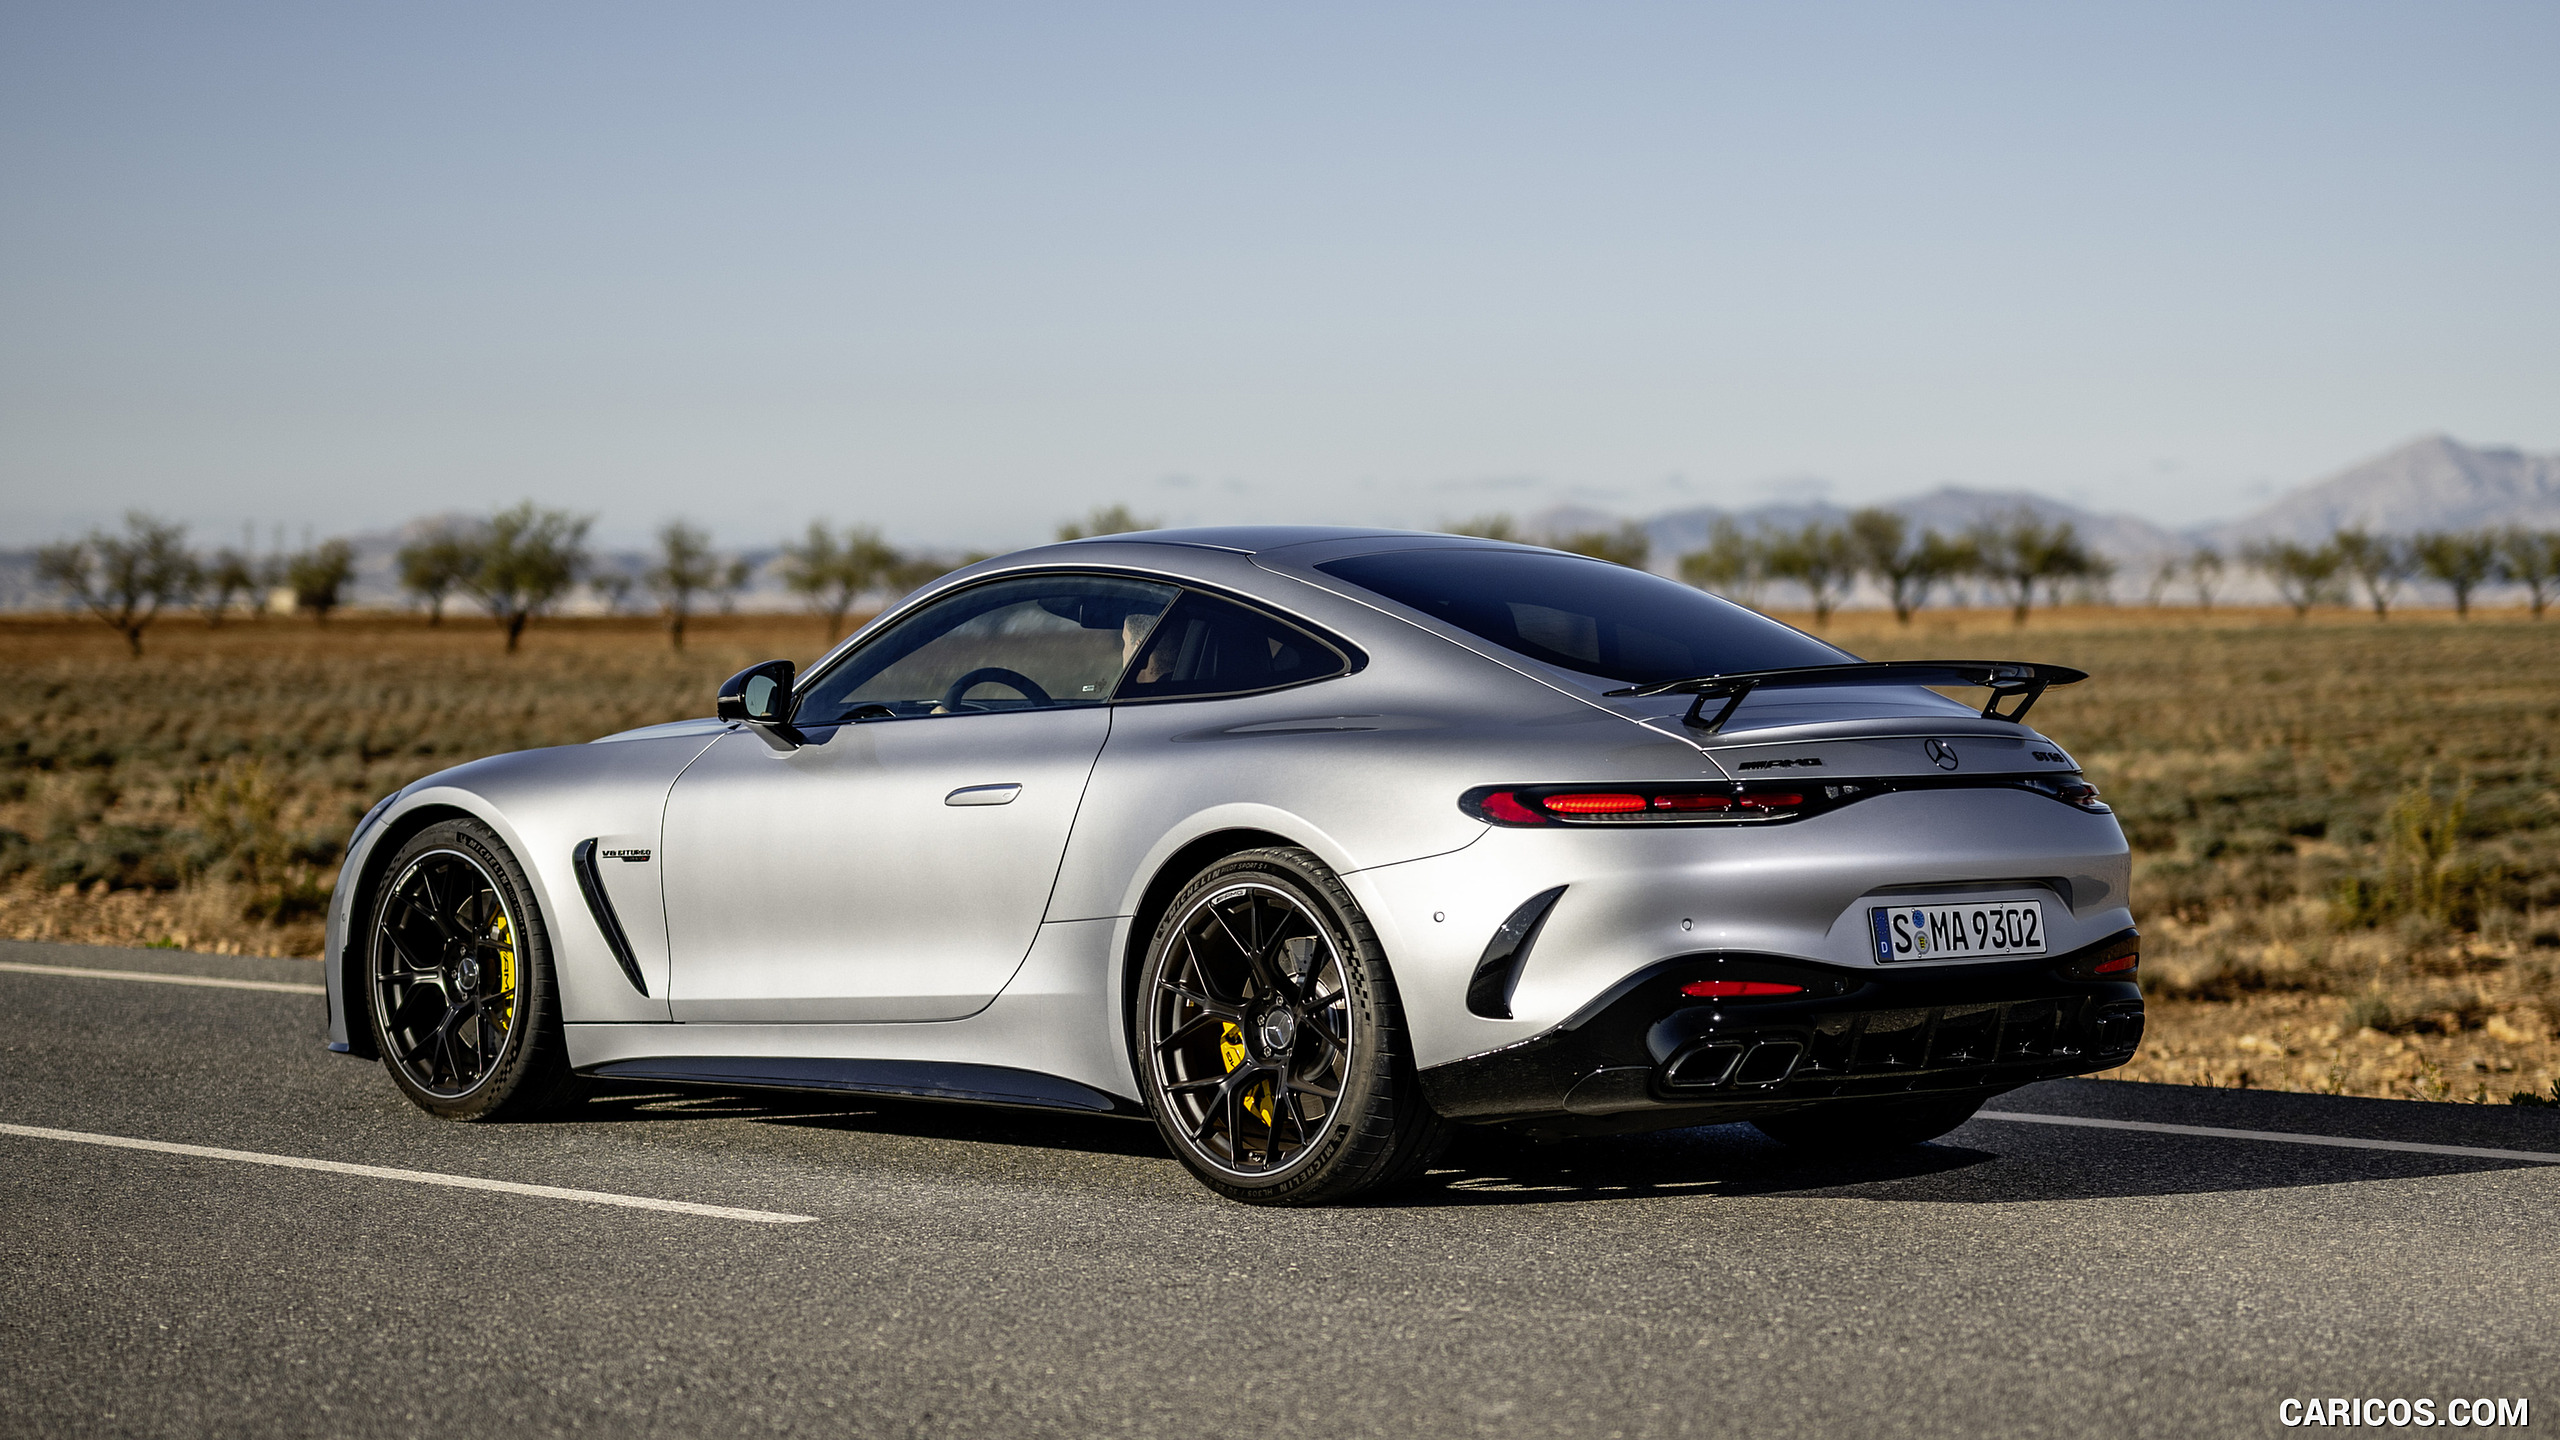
(325, 527, 2142, 1204)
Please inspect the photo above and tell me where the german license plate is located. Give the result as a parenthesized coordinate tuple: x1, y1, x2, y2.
(1870, 900, 2047, 962)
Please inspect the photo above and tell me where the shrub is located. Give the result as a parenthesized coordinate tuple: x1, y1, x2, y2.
(2332, 780, 2505, 931)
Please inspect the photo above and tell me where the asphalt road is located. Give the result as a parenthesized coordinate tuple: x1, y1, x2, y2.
(3, 938, 2554, 1440)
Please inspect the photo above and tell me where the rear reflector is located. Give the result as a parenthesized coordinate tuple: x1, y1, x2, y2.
(1679, 980, 1805, 998)
(2091, 954, 2138, 974)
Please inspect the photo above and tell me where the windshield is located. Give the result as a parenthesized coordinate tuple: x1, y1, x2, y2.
(1315, 547, 1850, 685)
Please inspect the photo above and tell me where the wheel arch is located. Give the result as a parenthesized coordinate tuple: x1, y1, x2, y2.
(1115, 826, 1299, 1075)
(333, 799, 497, 1060)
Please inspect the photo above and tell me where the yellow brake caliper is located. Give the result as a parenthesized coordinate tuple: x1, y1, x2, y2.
(1218, 1022, 1274, 1125)
(490, 914, 517, 1031)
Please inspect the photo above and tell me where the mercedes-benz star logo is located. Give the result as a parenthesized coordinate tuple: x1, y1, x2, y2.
(1925, 738, 1960, 770)
(1257, 1007, 1298, 1054)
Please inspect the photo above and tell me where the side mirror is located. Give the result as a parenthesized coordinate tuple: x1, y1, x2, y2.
(717, 659, 796, 725)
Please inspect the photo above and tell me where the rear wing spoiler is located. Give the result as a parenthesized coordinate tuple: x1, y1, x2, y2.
(1604, 660, 2089, 733)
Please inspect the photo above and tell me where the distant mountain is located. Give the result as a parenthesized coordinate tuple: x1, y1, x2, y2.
(1559, 437, 2557, 584)
(1502, 437, 2560, 608)
(2207, 435, 2560, 547)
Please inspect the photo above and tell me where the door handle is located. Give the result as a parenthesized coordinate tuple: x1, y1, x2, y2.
(945, 783, 1022, 806)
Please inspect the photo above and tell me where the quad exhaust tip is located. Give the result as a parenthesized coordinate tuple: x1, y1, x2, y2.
(1661, 1039, 1803, 1091)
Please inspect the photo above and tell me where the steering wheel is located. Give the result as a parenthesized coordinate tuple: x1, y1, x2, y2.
(940, 666, 1053, 712)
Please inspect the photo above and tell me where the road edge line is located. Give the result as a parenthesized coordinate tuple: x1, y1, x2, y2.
(0, 1122, 820, 1223)
(1973, 1110, 2560, 1165)
(0, 961, 325, 996)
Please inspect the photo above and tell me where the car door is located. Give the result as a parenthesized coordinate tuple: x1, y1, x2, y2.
(659, 573, 1178, 1023)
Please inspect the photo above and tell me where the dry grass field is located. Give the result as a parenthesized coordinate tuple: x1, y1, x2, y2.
(4, 602, 2554, 1105)
(0, 612, 840, 955)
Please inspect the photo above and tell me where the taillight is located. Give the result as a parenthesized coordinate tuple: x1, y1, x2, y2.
(2092, 953, 2137, 975)
(1653, 793, 1732, 812)
(1475, 790, 1548, 825)
(1679, 980, 1805, 998)
(1544, 792, 1646, 814)
(2027, 777, 2111, 813)
(1465, 773, 2106, 826)
(1460, 784, 1846, 826)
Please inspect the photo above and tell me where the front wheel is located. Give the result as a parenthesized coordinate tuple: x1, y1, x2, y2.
(1136, 847, 1446, 1205)
(366, 818, 579, 1121)
(1751, 1093, 1989, 1152)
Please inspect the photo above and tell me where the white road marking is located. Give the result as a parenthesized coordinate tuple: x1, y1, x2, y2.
(0, 1123, 819, 1224)
(1974, 1111, 2560, 1165)
(0, 961, 325, 995)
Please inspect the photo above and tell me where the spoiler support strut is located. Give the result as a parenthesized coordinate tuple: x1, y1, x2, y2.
(1604, 661, 2090, 734)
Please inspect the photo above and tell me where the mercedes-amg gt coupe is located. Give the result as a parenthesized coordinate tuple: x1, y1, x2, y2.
(325, 526, 2142, 1204)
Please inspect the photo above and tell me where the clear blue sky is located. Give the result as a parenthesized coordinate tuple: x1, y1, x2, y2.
(3, 2, 2554, 549)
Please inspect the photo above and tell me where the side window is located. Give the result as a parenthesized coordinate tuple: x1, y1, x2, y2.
(795, 574, 1178, 724)
(1113, 592, 1349, 702)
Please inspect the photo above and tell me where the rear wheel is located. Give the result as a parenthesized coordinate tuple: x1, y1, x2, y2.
(1751, 1093, 1988, 1152)
(367, 818, 578, 1121)
(1136, 847, 1445, 1205)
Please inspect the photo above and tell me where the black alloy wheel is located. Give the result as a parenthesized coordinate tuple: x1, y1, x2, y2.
(368, 818, 576, 1121)
(1138, 847, 1446, 1205)
(1151, 881, 1351, 1174)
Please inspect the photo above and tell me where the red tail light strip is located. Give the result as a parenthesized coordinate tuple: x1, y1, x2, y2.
(1460, 783, 1846, 826)
(1543, 792, 1647, 814)
(1461, 773, 2108, 827)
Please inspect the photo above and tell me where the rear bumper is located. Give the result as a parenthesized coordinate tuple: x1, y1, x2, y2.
(1417, 928, 2143, 1134)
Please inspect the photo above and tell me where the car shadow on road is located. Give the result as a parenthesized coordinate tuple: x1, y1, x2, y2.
(570, 1082, 1174, 1158)
(1392, 1118, 2550, 1209)
(565, 1081, 2551, 1207)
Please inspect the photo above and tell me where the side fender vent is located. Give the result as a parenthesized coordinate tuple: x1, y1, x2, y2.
(572, 838, 650, 997)
(1465, 886, 1567, 1020)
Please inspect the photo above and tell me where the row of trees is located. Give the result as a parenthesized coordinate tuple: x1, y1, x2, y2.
(2233, 527, 2560, 621)
(1689, 511, 2109, 626)
(33, 503, 1166, 657)
(36, 505, 610, 656)
(394, 506, 1183, 649)
(42, 502, 2558, 656)
(37, 516, 363, 655)
(1457, 508, 2110, 626)
(1462, 510, 2560, 626)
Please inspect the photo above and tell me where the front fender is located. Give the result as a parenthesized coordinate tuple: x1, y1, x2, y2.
(324, 732, 723, 1052)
